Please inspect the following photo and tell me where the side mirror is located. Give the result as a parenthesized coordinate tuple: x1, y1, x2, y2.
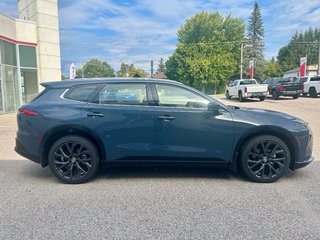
(208, 101, 220, 114)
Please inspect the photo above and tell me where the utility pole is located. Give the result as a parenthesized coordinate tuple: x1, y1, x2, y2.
(240, 42, 243, 80)
(150, 60, 154, 78)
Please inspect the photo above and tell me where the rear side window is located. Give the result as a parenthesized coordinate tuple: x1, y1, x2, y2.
(64, 84, 103, 102)
(96, 83, 148, 105)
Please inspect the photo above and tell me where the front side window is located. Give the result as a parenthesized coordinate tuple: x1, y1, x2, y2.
(155, 84, 209, 108)
(98, 83, 147, 105)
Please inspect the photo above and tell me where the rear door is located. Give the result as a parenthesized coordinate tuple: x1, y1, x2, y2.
(81, 82, 157, 161)
(151, 83, 234, 162)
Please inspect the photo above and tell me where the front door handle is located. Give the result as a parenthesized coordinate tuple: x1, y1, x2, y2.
(158, 115, 175, 121)
(87, 112, 104, 118)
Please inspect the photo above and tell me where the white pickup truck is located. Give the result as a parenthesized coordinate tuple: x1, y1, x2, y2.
(225, 79, 269, 102)
(298, 76, 320, 98)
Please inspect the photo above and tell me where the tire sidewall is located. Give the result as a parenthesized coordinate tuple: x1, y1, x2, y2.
(48, 136, 100, 184)
(240, 135, 291, 183)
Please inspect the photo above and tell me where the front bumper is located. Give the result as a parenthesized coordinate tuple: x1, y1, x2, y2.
(293, 156, 314, 170)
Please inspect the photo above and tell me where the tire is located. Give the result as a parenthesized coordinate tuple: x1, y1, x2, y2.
(225, 91, 231, 99)
(259, 96, 266, 101)
(292, 94, 299, 99)
(48, 135, 100, 184)
(272, 90, 278, 100)
(240, 135, 291, 183)
(238, 91, 244, 102)
(309, 88, 317, 98)
(302, 93, 308, 97)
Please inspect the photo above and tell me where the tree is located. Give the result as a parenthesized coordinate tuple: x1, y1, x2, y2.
(278, 28, 320, 72)
(76, 59, 115, 78)
(157, 58, 166, 72)
(117, 63, 149, 78)
(244, 2, 265, 80)
(165, 12, 245, 93)
(263, 58, 282, 78)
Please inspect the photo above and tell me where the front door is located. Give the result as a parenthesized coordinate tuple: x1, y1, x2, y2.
(152, 83, 234, 162)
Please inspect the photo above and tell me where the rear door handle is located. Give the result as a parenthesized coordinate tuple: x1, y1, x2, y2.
(87, 112, 104, 118)
(158, 115, 175, 121)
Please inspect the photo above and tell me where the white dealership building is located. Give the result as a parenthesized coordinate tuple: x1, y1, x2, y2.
(0, 0, 61, 113)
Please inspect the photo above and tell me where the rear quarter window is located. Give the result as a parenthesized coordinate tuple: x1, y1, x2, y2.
(64, 84, 103, 102)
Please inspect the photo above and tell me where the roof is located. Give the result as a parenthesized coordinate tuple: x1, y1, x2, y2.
(41, 77, 182, 88)
(153, 71, 167, 79)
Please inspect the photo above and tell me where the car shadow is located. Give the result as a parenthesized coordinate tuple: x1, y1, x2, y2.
(223, 97, 262, 103)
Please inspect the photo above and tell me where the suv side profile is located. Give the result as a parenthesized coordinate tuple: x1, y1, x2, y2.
(15, 78, 313, 184)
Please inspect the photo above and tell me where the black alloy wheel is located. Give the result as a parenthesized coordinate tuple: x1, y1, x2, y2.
(48, 136, 100, 184)
(238, 92, 244, 102)
(241, 135, 290, 183)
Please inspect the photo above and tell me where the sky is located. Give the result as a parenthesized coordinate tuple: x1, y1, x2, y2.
(1, 0, 320, 76)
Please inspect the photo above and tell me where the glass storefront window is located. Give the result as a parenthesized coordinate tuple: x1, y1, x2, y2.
(19, 45, 37, 68)
(3, 66, 20, 112)
(0, 40, 17, 66)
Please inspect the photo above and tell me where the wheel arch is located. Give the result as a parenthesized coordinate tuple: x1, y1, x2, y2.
(39, 125, 106, 167)
(228, 126, 298, 172)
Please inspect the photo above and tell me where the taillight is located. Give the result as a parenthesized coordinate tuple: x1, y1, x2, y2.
(279, 85, 284, 91)
(244, 87, 247, 93)
(18, 108, 40, 116)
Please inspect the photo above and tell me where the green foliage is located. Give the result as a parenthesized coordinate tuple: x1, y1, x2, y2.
(278, 28, 320, 72)
(61, 75, 67, 80)
(165, 12, 245, 93)
(76, 59, 115, 78)
(157, 58, 166, 72)
(263, 58, 282, 78)
(117, 63, 149, 78)
(244, 2, 265, 80)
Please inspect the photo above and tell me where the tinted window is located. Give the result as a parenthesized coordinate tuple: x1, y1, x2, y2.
(19, 45, 37, 68)
(64, 84, 102, 102)
(310, 76, 320, 82)
(98, 83, 147, 105)
(295, 77, 307, 83)
(155, 84, 209, 108)
(240, 80, 257, 85)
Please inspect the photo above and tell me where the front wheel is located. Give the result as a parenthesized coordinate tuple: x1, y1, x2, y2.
(48, 136, 100, 184)
(225, 91, 231, 99)
(240, 135, 291, 183)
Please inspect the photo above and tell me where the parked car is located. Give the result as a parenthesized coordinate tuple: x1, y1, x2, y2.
(294, 77, 308, 96)
(225, 79, 268, 102)
(262, 77, 303, 100)
(15, 78, 313, 184)
(297, 76, 320, 98)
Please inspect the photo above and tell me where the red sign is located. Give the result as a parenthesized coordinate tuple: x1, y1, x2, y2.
(249, 60, 254, 79)
(300, 57, 307, 77)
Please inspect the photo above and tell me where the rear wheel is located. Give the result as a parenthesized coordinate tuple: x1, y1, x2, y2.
(48, 136, 100, 184)
(259, 96, 266, 101)
(292, 94, 299, 99)
(272, 90, 278, 100)
(309, 88, 317, 98)
(240, 135, 291, 183)
(238, 92, 244, 102)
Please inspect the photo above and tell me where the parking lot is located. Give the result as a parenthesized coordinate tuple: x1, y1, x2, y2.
(1, 96, 320, 239)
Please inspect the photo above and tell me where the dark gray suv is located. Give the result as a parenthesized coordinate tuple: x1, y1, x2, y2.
(15, 78, 313, 184)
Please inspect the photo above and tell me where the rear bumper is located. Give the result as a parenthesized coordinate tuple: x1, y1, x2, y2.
(280, 90, 303, 96)
(244, 92, 268, 98)
(15, 138, 41, 164)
